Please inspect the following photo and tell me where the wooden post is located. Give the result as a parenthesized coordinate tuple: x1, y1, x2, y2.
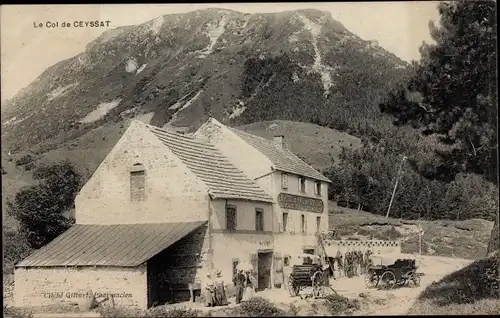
(385, 156, 407, 219)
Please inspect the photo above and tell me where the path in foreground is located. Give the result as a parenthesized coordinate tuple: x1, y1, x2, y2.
(30, 254, 472, 317)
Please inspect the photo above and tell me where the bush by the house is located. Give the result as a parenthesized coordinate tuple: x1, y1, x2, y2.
(7, 160, 81, 249)
(323, 294, 360, 315)
(3, 230, 33, 274)
(237, 297, 287, 317)
(144, 306, 206, 317)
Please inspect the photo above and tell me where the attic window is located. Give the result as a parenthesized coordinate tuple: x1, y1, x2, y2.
(130, 164, 145, 201)
(299, 176, 306, 193)
(281, 173, 288, 189)
(315, 181, 321, 196)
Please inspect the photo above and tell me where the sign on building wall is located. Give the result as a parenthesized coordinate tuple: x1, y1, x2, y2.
(278, 193, 323, 213)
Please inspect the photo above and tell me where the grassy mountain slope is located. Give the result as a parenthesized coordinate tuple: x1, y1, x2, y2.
(1, 8, 408, 156)
(329, 203, 494, 260)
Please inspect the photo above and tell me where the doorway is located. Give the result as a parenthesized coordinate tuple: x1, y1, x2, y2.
(257, 252, 273, 291)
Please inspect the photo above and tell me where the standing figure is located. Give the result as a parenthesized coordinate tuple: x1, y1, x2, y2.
(214, 270, 228, 306)
(232, 269, 245, 304)
(242, 270, 255, 301)
(203, 273, 216, 307)
(336, 251, 343, 278)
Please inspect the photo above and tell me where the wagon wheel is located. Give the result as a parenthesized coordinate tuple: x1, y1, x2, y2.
(365, 270, 379, 288)
(312, 271, 324, 298)
(287, 275, 300, 297)
(380, 271, 396, 290)
(408, 272, 421, 288)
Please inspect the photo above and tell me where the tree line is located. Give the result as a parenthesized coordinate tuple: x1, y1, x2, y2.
(325, 1, 498, 222)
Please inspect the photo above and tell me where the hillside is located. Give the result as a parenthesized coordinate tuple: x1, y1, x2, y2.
(407, 253, 499, 315)
(237, 120, 362, 172)
(1, 8, 408, 156)
(328, 203, 494, 260)
(1, 119, 359, 231)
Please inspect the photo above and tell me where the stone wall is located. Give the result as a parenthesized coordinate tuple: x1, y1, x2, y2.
(323, 239, 402, 256)
(14, 265, 147, 309)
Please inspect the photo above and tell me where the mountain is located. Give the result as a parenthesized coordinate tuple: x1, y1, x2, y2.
(1, 8, 409, 155)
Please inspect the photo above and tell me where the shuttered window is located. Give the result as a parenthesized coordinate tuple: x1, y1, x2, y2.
(226, 205, 237, 231)
(301, 214, 306, 233)
(130, 169, 145, 201)
(282, 213, 288, 232)
(299, 177, 306, 193)
(255, 208, 264, 231)
(281, 173, 288, 189)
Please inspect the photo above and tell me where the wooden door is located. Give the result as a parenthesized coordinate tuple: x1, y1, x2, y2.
(250, 253, 259, 289)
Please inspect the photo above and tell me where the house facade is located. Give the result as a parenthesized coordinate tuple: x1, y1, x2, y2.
(14, 118, 331, 309)
(195, 118, 331, 287)
(14, 120, 273, 309)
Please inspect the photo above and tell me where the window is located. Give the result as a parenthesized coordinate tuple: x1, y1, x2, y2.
(315, 181, 321, 195)
(316, 216, 321, 233)
(281, 173, 288, 189)
(255, 208, 264, 231)
(299, 176, 306, 193)
(226, 205, 237, 231)
(282, 213, 288, 232)
(130, 169, 145, 201)
(301, 214, 306, 233)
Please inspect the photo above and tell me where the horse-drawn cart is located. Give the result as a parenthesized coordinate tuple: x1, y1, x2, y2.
(365, 259, 423, 289)
(287, 255, 336, 298)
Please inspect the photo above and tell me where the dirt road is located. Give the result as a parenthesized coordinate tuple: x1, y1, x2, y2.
(348, 254, 472, 315)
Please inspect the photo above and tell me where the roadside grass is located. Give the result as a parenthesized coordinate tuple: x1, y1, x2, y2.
(407, 253, 500, 315)
(329, 204, 494, 260)
(96, 295, 365, 317)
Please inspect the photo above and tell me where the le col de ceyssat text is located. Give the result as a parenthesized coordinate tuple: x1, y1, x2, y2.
(34, 20, 111, 28)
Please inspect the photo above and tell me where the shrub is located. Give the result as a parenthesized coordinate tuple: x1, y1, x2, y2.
(3, 306, 34, 318)
(419, 253, 500, 306)
(15, 154, 34, 167)
(3, 230, 33, 274)
(7, 160, 81, 249)
(237, 297, 287, 317)
(323, 294, 360, 315)
(97, 305, 144, 317)
(144, 306, 206, 317)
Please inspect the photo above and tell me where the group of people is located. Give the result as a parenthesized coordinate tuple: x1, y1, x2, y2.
(232, 269, 256, 304)
(333, 250, 373, 279)
(203, 268, 256, 307)
(203, 269, 229, 307)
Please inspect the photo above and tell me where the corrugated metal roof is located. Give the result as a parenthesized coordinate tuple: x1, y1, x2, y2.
(229, 128, 331, 183)
(147, 125, 274, 203)
(16, 222, 206, 268)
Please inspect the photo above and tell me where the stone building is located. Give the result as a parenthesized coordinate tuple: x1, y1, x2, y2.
(195, 118, 331, 288)
(14, 118, 330, 309)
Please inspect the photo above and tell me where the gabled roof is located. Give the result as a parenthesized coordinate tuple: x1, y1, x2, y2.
(146, 125, 273, 203)
(229, 127, 331, 183)
(16, 222, 206, 267)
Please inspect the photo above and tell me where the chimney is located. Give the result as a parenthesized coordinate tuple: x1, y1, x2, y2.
(273, 135, 285, 149)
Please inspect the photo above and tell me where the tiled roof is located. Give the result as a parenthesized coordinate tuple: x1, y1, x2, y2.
(16, 222, 206, 267)
(147, 125, 273, 203)
(229, 128, 331, 183)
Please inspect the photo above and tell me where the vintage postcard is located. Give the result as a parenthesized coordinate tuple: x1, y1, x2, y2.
(1, 2, 498, 317)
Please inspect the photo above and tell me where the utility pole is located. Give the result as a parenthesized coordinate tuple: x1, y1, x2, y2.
(385, 155, 407, 219)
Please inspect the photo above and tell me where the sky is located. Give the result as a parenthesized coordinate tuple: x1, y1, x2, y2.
(0, 2, 441, 103)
